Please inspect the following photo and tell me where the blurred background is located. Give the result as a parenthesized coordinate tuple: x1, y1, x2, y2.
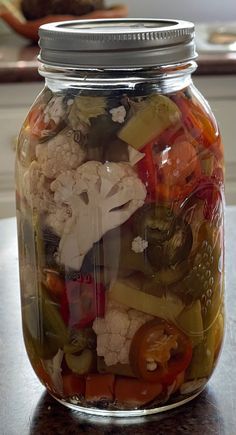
(108, 0, 236, 22)
(0, 0, 236, 217)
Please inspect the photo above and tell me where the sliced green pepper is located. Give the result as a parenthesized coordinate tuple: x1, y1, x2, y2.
(183, 241, 218, 300)
(23, 324, 59, 360)
(65, 349, 96, 375)
(153, 260, 189, 286)
(41, 286, 69, 348)
(134, 204, 193, 272)
(186, 321, 216, 380)
(180, 222, 223, 327)
(22, 302, 59, 360)
(90, 226, 153, 277)
(134, 205, 175, 244)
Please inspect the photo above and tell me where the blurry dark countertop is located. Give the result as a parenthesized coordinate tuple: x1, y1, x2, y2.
(1, 33, 236, 83)
(0, 206, 236, 435)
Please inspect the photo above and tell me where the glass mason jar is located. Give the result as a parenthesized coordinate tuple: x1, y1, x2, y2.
(16, 19, 225, 417)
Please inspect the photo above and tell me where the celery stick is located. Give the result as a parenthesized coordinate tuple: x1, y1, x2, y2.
(118, 95, 180, 149)
(176, 300, 204, 346)
(186, 324, 216, 380)
(109, 278, 184, 321)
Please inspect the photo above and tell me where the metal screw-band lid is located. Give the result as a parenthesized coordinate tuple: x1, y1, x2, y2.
(38, 18, 197, 68)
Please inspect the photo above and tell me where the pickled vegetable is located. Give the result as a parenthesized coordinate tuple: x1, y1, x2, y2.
(85, 374, 115, 402)
(129, 318, 192, 385)
(186, 323, 216, 379)
(62, 374, 85, 398)
(153, 261, 189, 286)
(64, 329, 96, 354)
(22, 287, 68, 357)
(65, 349, 96, 375)
(109, 278, 184, 320)
(134, 205, 176, 244)
(92, 226, 153, 276)
(61, 276, 105, 329)
(118, 95, 180, 149)
(134, 204, 193, 270)
(176, 300, 204, 345)
(42, 287, 69, 347)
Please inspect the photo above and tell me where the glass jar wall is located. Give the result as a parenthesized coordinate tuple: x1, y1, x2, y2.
(15, 19, 225, 417)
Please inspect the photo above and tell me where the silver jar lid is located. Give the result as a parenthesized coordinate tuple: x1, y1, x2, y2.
(38, 18, 197, 69)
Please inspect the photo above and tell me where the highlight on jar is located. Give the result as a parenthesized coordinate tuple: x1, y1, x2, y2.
(15, 19, 225, 416)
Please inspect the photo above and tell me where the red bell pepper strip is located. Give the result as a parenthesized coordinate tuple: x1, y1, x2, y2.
(137, 133, 202, 203)
(62, 374, 85, 398)
(85, 374, 115, 402)
(61, 274, 105, 329)
(137, 140, 157, 201)
(172, 92, 223, 160)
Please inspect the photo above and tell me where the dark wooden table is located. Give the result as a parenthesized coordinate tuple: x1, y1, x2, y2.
(0, 208, 236, 435)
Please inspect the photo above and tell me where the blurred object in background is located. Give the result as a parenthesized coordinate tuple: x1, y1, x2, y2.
(21, 0, 105, 20)
(0, 0, 128, 41)
(1, 0, 24, 21)
(107, 0, 236, 23)
(196, 23, 236, 53)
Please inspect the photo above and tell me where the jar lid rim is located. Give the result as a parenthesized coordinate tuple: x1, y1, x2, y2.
(38, 18, 197, 68)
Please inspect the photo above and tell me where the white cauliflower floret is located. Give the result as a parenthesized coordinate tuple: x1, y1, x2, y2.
(23, 161, 53, 211)
(44, 95, 66, 125)
(45, 204, 72, 236)
(36, 127, 86, 179)
(97, 333, 109, 357)
(93, 318, 108, 336)
(119, 339, 132, 364)
(109, 105, 126, 124)
(104, 309, 130, 336)
(104, 352, 119, 367)
(51, 161, 146, 270)
(126, 310, 153, 350)
(127, 316, 148, 339)
(50, 170, 76, 204)
(132, 236, 148, 253)
(93, 302, 153, 366)
(109, 334, 126, 352)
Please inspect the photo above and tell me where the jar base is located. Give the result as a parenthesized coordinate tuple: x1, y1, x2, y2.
(51, 388, 204, 418)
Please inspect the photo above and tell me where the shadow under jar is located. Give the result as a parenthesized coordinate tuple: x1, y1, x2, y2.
(15, 19, 225, 417)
